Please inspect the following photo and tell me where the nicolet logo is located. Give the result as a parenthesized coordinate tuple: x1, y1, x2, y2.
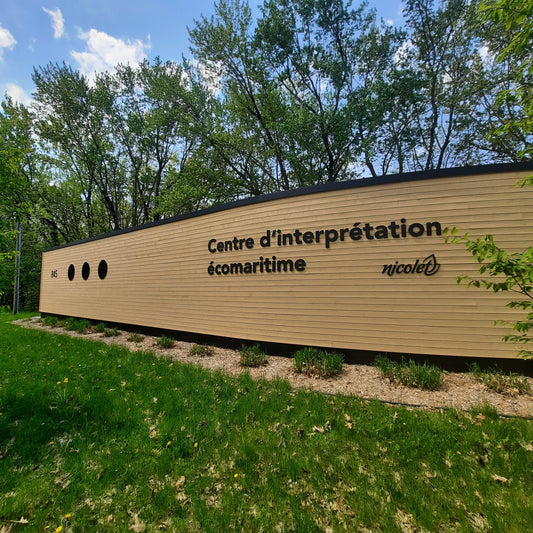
(382, 254, 440, 277)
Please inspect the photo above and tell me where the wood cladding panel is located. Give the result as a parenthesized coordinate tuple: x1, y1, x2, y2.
(40, 168, 533, 358)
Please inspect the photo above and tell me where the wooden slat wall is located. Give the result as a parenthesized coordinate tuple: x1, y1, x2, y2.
(39, 169, 533, 358)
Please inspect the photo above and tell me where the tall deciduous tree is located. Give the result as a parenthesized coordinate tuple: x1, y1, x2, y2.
(477, 0, 533, 163)
(189, 0, 296, 194)
(257, 0, 404, 180)
(401, 0, 490, 169)
(32, 64, 121, 234)
(32, 60, 214, 231)
(0, 97, 44, 306)
(108, 59, 201, 225)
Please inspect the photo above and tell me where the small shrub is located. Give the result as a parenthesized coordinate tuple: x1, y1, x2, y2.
(293, 347, 343, 378)
(470, 363, 530, 395)
(65, 317, 91, 334)
(404, 359, 444, 390)
(128, 333, 144, 343)
(189, 344, 214, 357)
(293, 347, 313, 374)
(374, 354, 395, 380)
(375, 355, 444, 391)
(239, 344, 268, 367)
(65, 317, 77, 330)
(95, 322, 106, 333)
(104, 328, 119, 337)
(77, 319, 92, 333)
(158, 335, 175, 349)
(42, 316, 59, 327)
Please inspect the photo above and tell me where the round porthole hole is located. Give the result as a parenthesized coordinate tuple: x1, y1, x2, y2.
(68, 264, 75, 281)
(98, 260, 108, 280)
(82, 262, 90, 280)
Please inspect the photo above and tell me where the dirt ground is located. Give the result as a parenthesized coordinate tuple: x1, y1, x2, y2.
(15, 317, 533, 418)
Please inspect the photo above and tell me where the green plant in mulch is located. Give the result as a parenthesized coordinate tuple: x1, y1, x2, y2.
(42, 315, 59, 327)
(293, 347, 344, 378)
(189, 344, 215, 357)
(158, 335, 175, 349)
(65, 317, 91, 334)
(375, 355, 444, 391)
(95, 322, 106, 333)
(127, 332, 144, 343)
(104, 328, 119, 338)
(239, 344, 268, 367)
(470, 362, 530, 395)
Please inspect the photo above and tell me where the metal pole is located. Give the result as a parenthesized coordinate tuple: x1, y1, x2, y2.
(13, 219, 21, 314)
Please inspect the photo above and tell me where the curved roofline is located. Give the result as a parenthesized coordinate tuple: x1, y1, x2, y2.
(45, 161, 533, 251)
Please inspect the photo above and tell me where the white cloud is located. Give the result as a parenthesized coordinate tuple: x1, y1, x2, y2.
(3, 83, 32, 106)
(478, 44, 495, 67)
(393, 39, 415, 65)
(0, 24, 17, 60)
(71, 29, 150, 78)
(194, 59, 223, 96)
(43, 7, 65, 39)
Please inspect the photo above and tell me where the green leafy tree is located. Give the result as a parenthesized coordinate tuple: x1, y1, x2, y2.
(400, 0, 495, 170)
(189, 0, 297, 194)
(0, 97, 42, 306)
(32, 63, 122, 234)
(478, 0, 533, 164)
(189, 0, 507, 185)
(257, 0, 373, 182)
(109, 59, 203, 225)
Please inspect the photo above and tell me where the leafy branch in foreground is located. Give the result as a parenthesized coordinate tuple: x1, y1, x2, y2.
(446, 228, 533, 359)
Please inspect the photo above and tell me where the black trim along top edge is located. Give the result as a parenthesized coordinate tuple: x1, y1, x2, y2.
(44, 161, 533, 252)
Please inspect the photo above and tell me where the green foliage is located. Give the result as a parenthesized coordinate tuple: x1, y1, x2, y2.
(158, 335, 175, 348)
(64, 317, 91, 334)
(1, 314, 532, 531)
(0, 98, 45, 309)
(104, 328, 119, 338)
(127, 332, 144, 343)
(239, 343, 268, 367)
(375, 355, 445, 391)
(95, 322, 106, 333)
(447, 228, 533, 359)
(478, 0, 533, 161)
(470, 362, 531, 395)
(42, 315, 59, 327)
(189, 344, 215, 357)
(293, 347, 344, 378)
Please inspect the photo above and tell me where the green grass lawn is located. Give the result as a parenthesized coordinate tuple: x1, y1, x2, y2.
(1, 312, 532, 532)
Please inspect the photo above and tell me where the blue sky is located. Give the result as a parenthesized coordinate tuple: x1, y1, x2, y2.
(1, 0, 403, 105)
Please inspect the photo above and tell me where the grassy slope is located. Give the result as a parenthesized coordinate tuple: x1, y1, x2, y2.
(0, 312, 532, 532)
